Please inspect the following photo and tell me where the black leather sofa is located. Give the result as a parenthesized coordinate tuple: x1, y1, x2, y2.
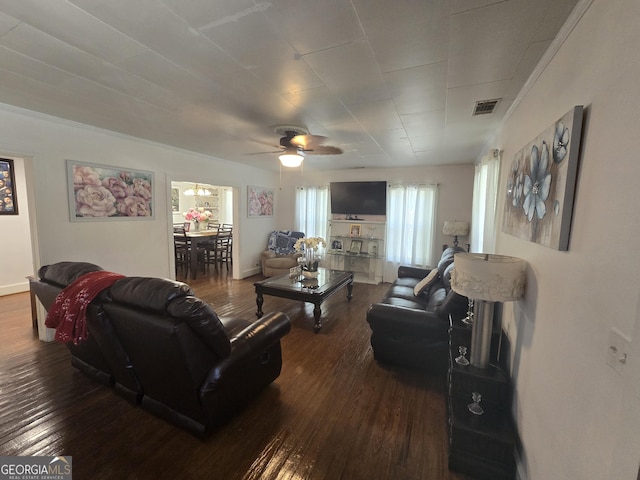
(31, 261, 291, 436)
(366, 247, 469, 373)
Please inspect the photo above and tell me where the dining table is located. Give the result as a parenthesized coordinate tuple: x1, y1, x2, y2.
(185, 229, 217, 279)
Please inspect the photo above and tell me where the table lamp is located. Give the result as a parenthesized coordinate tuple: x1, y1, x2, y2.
(450, 253, 526, 368)
(443, 221, 469, 248)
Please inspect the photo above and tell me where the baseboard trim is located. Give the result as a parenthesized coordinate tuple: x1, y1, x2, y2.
(241, 267, 262, 279)
(0, 281, 29, 297)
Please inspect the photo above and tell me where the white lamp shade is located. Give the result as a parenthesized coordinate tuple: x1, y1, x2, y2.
(279, 153, 304, 167)
(451, 253, 526, 302)
(443, 221, 469, 236)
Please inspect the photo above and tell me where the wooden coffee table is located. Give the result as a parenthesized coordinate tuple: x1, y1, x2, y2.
(254, 268, 353, 332)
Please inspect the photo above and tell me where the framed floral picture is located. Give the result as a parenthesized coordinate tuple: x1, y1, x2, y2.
(247, 185, 273, 217)
(67, 160, 154, 221)
(0, 158, 18, 215)
(502, 106, 584, 250)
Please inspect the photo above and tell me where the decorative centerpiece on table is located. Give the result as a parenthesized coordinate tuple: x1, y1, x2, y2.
(182, 207, 213, 231)
(294, 236, 326, 278)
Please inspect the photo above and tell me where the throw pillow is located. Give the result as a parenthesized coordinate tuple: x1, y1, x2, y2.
(413, 268, 439, 296)
(274, 232, 297, 255)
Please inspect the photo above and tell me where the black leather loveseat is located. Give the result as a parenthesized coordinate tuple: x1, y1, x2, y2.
(366, 247, 469, 374)
(31, 261, 291, 436)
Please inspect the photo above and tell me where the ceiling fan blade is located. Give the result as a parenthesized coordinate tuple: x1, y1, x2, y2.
(244, 149, 283, 156)
(267, 126, 342, 157)
(291, 134, 328, 149)
(248, 137, 281, 149)
(303, 145, 343, 155)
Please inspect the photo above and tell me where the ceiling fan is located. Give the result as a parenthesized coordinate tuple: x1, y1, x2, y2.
(252, 126, 343, 167)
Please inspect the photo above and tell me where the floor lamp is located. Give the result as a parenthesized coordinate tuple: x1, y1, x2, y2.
(450, 253, 526, 369)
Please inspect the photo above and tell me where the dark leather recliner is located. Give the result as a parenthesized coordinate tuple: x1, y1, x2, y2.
(31, 261, 143, 404)
(366, 247, 469, 373)
(103, 276, 290, 435)
(31, 261, 291, 436)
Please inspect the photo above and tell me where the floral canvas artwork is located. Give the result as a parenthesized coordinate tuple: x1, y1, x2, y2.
(247, 186, 273, 217)
(67, 160, 154, 220)
(502, 106, 583, 250)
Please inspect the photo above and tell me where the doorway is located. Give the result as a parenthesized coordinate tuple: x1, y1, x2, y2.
(0, 155, 35, 295)
(171, 181, 232, 226)
(170, 181, 235, 280)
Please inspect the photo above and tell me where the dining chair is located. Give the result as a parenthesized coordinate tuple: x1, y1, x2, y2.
(204, 225, 232, 272)
(199, 223, 219, 262)
(173, 226, 190, 275)
(174, 226, 206, 275)
(224, 225, 233, 265)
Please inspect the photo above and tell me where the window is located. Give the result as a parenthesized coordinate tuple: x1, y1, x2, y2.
(385, 184, 438, 278)
(471, 151, 500, 253)
(295, 186, 328, 239)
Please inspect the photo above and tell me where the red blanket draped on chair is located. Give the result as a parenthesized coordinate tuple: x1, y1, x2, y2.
(45, 270, 125, 345)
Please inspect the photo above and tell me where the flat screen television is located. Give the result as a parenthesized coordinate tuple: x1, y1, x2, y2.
(330, 181, 387, 216)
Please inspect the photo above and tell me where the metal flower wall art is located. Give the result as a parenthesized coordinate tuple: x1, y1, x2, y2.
(502, 106, 584, 250)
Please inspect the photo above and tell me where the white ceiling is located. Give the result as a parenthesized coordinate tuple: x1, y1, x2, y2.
(0, 0, 579, 171)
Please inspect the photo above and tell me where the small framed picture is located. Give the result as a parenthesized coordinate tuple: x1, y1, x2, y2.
(331, 239, 343, 251)
(183, 221, 191, 232)
(350, 239, 363, 254)
(289, 265, 302, 278)
(171, 187, 179, 212)
(349, 223, 361, 236)
(0, 158, 18, 215)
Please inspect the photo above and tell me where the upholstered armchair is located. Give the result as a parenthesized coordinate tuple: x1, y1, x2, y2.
(261, 230, 305, 277)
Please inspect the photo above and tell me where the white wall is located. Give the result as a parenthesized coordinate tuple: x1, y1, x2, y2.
(278, 164, 475, 265)
(491, 0, 640, 478)
(0, 155, 34, 295)
(0, 102, 475, 293)
(0, 105, 283, 282)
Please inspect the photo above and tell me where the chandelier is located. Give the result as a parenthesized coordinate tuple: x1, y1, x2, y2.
(183, 184, 212, 196)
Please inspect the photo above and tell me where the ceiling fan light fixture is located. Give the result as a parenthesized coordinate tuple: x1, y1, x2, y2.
(279, 153, 304, 167)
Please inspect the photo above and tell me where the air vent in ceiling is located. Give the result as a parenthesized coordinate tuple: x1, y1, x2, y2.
(473, 98, 501, 116)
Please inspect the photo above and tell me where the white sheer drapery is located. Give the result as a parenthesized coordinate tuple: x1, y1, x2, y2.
(385, 184, 438, 280)
(294, 186, 328, 239)
(470, 150, 501, 253)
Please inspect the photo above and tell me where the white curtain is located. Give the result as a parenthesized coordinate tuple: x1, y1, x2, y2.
(385, 184, 438, 280)
(471, 151, 501, 253)
(295, 186, 328, 239)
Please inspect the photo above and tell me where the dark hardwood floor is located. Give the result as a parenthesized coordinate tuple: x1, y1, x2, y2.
(0, 270, 470, 480)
